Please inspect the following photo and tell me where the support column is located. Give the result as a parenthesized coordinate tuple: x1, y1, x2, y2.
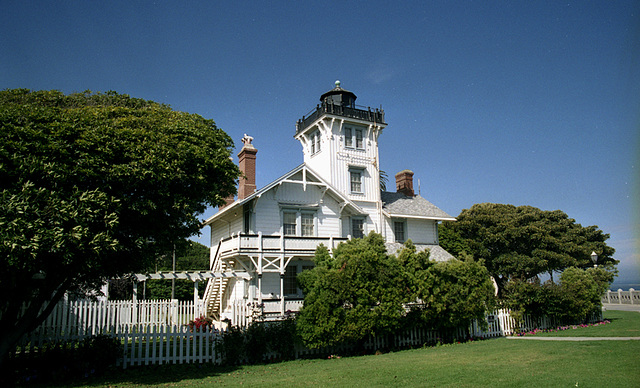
(280, 273, 285, 316)
(194, 280, 199, 307)
(132, 281, 138, 302)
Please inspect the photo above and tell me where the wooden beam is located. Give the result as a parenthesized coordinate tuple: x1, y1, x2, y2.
(133, 271, 250, 282)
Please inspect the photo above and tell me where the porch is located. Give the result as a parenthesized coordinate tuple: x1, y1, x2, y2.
(205, 233, 348, 322)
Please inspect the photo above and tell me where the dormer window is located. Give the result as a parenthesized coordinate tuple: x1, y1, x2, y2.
(344, 126, 365, 150)
(310, 130, 321, 155)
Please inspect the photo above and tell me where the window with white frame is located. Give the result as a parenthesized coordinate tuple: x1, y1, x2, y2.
(344, 127, 353, 148)
(283, 211, 297, 236)
(310, 130, 321, 155)
(355, 128, 363, 149)
(282, 209, 316, 237)
(284, 265, 298, 296)
(344, 126, 365, 150)
(350, 168, 363, 194)
(284, 263, 316, 297)
(394, 220, 406, 243)
(301, 213, 314, 236)
(351, 217, 365, 239)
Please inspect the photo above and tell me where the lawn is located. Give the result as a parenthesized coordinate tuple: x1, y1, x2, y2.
(58, 310, 639, 388)
(530, 310, 640, 337)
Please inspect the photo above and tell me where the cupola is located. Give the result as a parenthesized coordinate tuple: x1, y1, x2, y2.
(319, 80, 357, 108)
(296, 81, 386, 135)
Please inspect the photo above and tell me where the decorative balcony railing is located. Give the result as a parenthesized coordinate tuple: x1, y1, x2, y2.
(216, 233, 348, 259)
(296, 102, 385, 134)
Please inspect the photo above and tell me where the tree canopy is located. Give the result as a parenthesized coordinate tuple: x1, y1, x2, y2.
(108, 239, 210, 301)
(296, 233, 495, 348)
(439, 203, 617, 295)
(296, 234, 406, 348)
(0, 89, 240, 362)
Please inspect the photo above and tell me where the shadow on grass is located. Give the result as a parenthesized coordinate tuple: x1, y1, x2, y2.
(79, 363, 242, 387)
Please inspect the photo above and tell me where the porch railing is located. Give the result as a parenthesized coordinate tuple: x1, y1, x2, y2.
(217, 233, 348, 258)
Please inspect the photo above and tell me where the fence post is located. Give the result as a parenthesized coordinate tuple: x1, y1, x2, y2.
(630, 288, 635, 305)
(618, 288, 623, 304)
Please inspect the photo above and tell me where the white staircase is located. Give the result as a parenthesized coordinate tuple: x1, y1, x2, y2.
(203, 242, 234, 320)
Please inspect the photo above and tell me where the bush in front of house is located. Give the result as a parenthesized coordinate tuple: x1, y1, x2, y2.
(504, 266, 613, 326)
(2, 334, 122, 386)
(218, 318, 298, 365)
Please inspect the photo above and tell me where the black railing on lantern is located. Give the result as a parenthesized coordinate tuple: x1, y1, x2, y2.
(296, 102, 385, 133)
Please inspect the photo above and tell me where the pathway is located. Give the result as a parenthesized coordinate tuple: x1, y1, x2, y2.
(507, 336, 640, 341)
(603, 303, 640, 312)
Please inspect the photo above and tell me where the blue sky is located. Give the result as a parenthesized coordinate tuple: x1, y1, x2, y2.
(2, 1, 638, 287)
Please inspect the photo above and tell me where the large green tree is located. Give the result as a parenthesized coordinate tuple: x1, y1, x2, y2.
(297, 234, 495, 348)
(440, 203, 617, 295)
(398, 241, 495, 335)
(296, 233, 406, 348)
(0, 89, 240, 363)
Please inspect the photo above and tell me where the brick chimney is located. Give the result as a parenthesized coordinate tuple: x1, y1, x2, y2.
(395, 170, 414, 197)
(237, 134, 257, 200)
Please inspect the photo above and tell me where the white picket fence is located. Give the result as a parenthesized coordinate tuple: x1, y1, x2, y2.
(13, 299, 603, 368)
(15, 298, 203, 350)
(115, 308, 602, 368)
(602, 289, 639, 305)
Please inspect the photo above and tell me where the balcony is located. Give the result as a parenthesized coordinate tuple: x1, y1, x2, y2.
(215, 233, 348, 261)
(296, 102, 385, 134)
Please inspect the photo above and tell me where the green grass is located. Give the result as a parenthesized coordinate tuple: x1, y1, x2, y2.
(532, 310, 640, 337)
(52, 311, 639, 388)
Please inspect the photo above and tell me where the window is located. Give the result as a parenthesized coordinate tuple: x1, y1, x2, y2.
(243, 207, 252, 234)
(282, 209, 316, 236)
(284, 264, 315, 297)
(344, 126, 365, 150)
(345, 127, 353, 148)
(283, 211, 297, 236)
(394, 221, 405, 243)
(351, 217, 365, 239)
(355, 129, 363, 149)
(301, 213, 314, 236)
(350, 169, 363, 193)
(284, 265, 298, 296)
(310, 130, 321, 155)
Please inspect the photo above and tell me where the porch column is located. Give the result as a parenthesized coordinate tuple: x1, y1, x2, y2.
(132, 281, 138, 302)
(193, 280, 199, 306)
(280, 273, 285, 316)
(257, 274, 262, 304)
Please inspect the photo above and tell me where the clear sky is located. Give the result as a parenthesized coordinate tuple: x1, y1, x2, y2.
(2, 1, 638, 287)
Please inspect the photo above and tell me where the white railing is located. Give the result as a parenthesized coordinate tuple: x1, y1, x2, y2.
(602, 288, 639, 305)
(217, 233, 348, 258)
(262, 299, 305, 314)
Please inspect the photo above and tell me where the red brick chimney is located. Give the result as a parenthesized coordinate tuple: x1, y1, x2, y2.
(237, 134, 257, 200)
(395, 170, 414, 197)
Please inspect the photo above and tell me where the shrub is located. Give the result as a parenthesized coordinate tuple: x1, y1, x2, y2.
(2, 335, 122, 385)
(187, 316, 213, 332)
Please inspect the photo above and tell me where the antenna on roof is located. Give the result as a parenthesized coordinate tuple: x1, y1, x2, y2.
(418, 179, 421, 196)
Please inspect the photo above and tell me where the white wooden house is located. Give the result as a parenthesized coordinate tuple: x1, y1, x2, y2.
(203, 81, 455, 326)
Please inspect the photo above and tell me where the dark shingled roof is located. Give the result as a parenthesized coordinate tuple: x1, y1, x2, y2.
(385, 243, 455, 262)
(381, 191, 454, 220)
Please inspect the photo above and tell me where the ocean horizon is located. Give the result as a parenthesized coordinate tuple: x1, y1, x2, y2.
(609, 283, 640, 291)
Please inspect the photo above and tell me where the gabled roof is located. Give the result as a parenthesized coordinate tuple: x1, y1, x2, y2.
(204, 164, 364, 226)
(381, 191, 455, 221)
